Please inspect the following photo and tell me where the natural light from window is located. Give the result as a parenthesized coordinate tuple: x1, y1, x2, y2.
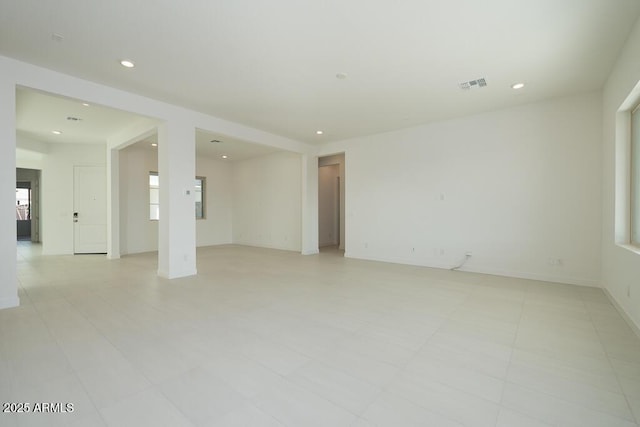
(149, 173, 205, 220)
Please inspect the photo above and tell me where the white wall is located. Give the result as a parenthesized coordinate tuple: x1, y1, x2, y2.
(602, 16, 640, 331)
(41, 143, 106, 255)
(321, 92, 603, 286)
(119, 145, 233, 254)
(0, 80, 18, 309)
(232, 151, 302, 251)
(16, 133, 47, 171)
(119, 145, 159, 254)
(195, 155, 233, 247)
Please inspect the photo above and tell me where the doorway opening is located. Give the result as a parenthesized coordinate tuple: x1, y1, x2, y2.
(16, 184, 31, 241)
(16, 168, 41, 243)
(318, 153, 345, 255)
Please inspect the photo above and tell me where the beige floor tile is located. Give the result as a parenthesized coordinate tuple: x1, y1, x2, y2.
(252, 377, 357, 427)
(286, 360, 382, 415)
(361, 392, 462, 426)
(4, 242, 640, 427)
(386, 370, 501, 427)
(157, 366, 247, 426)
(99, 388, 191, 427)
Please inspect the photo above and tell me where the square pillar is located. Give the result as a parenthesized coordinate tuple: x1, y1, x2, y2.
(157, 121, 197, 278)
(106, 147, 120, 259)
(0, 81, 19, 309)
(301, 154, 319, 255)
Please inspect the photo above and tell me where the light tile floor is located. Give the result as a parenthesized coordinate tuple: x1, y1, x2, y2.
(2, 242, 640, 426)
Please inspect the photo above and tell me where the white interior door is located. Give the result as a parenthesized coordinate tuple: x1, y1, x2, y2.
(74, 165, 107, 254)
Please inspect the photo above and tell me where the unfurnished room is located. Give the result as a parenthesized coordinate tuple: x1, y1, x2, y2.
(1, 1, 640, 426)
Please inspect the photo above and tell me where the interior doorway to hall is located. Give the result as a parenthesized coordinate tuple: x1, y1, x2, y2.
(16, 168, 41, 243)
(318, 153, 345, 254)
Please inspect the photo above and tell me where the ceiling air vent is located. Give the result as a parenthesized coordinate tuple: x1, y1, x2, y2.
(459, 78, 487, 90)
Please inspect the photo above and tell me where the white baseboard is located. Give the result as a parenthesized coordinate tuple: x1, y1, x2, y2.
(344, 252, 599, 287)
(603, 288, 640, 339)
(457, 266, 600, 288)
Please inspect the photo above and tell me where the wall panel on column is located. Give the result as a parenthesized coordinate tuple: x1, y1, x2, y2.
(301, 154, 319, 255)
(157, 121, 197, 279)
(0, 82, 19, 309)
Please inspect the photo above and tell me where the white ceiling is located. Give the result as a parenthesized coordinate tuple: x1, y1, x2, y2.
(3, 0, 640, 144)
(133, 129, 282, 162)
(16, 87, 146, 145)
(16, 87, 283, 161)
(194, 130, 281, 162)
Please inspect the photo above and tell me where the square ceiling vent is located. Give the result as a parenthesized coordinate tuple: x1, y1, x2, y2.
(459, 78, 487, 90)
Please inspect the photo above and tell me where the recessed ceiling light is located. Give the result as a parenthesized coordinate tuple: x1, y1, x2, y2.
(82, 102, 90, 107)
(51, 130, 62, 135)
(120, 59, 135, 68)
(221, 155, 228, 159)
(511, 82, 525, 90)
(151, 143, 158, 147)
(210, 139, 222, 143)
(316, 130, 324, 135)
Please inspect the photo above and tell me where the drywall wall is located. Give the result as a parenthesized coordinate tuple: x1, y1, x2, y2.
(16, 133, 47, 171)
(232, 151, 302, 251)
(118, 144, 233, 254)
(318, 164, 340, 246)
(602, 16, 640, 332)
(41, 143, 106, 255)
(195, 155, 233, 247)
(321, 92, 602, 286)
(119, 144, 159, 254)
(0, 80, 17, 308)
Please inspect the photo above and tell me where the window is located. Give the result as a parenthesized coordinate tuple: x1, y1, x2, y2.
(149, 172, 160, 220)
(149, 172, 205, 220)
(632, 103, 640, 245)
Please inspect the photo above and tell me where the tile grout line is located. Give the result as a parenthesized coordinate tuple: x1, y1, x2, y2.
(583, 288, 640, 426)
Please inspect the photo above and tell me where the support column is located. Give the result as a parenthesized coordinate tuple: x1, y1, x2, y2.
(301, 154, 319, 255)
(106, 147, 120, 259)
(157, 121, 197, 278)
(0, 81, 19, 309)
